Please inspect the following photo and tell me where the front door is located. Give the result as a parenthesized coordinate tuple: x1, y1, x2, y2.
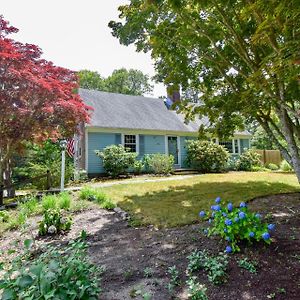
(167, 136, 179, 165)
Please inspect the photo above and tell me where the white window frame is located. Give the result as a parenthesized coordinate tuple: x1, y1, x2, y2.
(121, 134, 139, 154)
(216, 138, 240, 154)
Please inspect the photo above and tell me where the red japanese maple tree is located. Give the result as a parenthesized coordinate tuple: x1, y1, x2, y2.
(0, 16, 91, 195)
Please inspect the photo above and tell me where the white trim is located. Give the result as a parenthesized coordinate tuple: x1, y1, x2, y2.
(85, 128, 88, 172)
(177, 136, 182, 166)
(121, 133, 139, 154)
(237, 139, 241, 155)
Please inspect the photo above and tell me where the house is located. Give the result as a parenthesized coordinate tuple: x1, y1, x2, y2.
(77, 89, 251, 176)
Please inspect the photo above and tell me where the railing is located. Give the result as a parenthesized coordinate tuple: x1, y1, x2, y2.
(0, 170, 51, 206)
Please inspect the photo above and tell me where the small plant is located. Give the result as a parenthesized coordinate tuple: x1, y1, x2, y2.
(266, 163, 279, 171)
(19, 197, 39, 215)
(143, 267, 153, 278)
(95, 144, 137, 177)
(38, 208, 72, 235)
(199, 197, 275, 252)
(41, 194, 57, 211)
(280, 160, 293, 172)
(238, 257, 257, 274)
(0, 211, 9, 223)
(236, 149, 262, 171)
(187, 250, 228, 285)
(0, 236, 103, 299)
(186, 276, 208, 300)
(58, 192, 71, 210)
(167, 265, 180, 292)
(79, 186, 115, 209)
(143, 153, 174, 175)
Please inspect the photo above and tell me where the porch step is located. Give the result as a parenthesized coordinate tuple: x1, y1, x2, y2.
(173, 168, 199, 175)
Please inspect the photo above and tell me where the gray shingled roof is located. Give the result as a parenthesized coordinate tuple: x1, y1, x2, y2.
(79, 89, 251, 136)
(79, 89, 204, 133)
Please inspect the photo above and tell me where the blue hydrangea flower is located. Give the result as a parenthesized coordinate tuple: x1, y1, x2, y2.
(225, 219, 232, 226)
(239, 211, 246, 219)
(225, 236, 231, 241)
(222, 212, 227, 217)
(240, 202, 247, 208)
(249, 232, 255, 238)
(203, 229, 208, 235)
(267, 224, 275, 231)
(224, 228, 228, 233)
(215, 197, 221, 204)
(199, 211, 206, 217)
(225, 246, 232, 253)
(255, 213, 262, 219)
(262, 232, 270, 240)
(211, 205, 221, 211)
(234, 217, 239, 222)
(227, 203, 233, 212)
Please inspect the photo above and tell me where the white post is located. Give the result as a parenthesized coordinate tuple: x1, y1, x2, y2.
(74, 134, 80, 181)
(60, 140, 67, 192)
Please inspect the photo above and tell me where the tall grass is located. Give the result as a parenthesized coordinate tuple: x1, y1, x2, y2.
(58, 192, 71, 210)
(79, 186, 115, 209)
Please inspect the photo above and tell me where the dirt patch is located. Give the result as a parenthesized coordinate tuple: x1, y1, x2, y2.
(0, 193, 300, 300)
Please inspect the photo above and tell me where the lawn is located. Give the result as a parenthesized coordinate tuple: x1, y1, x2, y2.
(102, 172, 300, 227)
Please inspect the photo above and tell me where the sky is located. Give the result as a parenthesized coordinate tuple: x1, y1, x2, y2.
(2, 0, 166, 97)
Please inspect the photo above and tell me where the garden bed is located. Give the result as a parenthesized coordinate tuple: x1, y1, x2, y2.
(0, 193, 299, 299)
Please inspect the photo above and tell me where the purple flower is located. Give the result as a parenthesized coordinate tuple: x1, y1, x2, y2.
(215, 197, 221, 204)
(262, 232, 270, 240)
(199, 211, 206, 217)
(222, 212, 227, 217)
(255, 213, 262, 219)
(240, 202, 247, 208)
(225, 246, 232, 253)
(267, 224, 275, 231)
(225, 219, 232, 226)
(249, 232, 255, 238)
(238, 211, 246, 219)
(227, 203, 233, 212)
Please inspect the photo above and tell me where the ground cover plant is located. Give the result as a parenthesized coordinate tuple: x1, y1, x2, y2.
(79, 186, 115, 209)
(0, 234, 104, 299)
(200, 197, 275, 252)
(102, 172, 299, 227)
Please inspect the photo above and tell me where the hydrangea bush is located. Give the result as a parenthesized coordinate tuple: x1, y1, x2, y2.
(199, 197, 275, 252)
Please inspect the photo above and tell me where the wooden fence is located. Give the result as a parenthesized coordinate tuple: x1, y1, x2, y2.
(0, 170, 51, 207)
(254, 150, 282, 166)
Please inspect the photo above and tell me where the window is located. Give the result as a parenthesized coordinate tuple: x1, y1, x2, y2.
(219, 140, 234, 153)
(123, 134, 137, 152)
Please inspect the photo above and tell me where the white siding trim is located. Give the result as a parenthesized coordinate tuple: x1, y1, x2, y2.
(85, 128, 88, 173)
(177, 136, 182, 167)
(237, 139, 241, 154)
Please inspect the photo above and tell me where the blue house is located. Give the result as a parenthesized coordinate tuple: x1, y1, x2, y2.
(77, 89, 251, 176)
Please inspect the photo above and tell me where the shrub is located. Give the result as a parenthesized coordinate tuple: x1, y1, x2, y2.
(133, 160, 144, 174)
(0, 236, 103, 299)
(199, 197, 275, 252)
(95, 145, 137, 177)
(186, 141, 229, 173)
(236, 149, 261, 171)
(38, 208, 72, 235)
(266, 163, 279, 171)
(280, 160, 293, 172)
(143, 153, 174, 175)
(226, 156, 239, 171)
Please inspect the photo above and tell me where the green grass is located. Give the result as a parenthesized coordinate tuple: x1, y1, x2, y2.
(102, 172, 300, 227)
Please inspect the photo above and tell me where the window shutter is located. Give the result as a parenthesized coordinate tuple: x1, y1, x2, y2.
(115, 134, 121, 145)
(139, 135, 145, 156)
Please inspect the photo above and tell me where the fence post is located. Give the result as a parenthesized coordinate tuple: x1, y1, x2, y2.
(0, 184, 4, 207)
(46, 170, 51, 190)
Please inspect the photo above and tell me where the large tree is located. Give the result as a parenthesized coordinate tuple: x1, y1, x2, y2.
(109, 0, 300, 181)
(78, 68, 153, 96)
(0, 16, 90, 197)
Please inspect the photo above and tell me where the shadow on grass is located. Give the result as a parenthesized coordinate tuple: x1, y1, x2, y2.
(118, 180, 300, 227)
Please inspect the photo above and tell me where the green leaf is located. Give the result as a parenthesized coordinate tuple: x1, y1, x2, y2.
(18, 275, 34, 288)
(24, 239, 33, 249)
(1, 288, 15, 300)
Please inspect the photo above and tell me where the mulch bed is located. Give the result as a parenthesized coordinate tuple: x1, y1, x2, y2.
(0, 193, 299, 299)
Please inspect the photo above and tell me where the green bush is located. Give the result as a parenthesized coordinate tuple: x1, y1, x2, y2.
(186, 140, 229, 173)
(280, 160, 293, 172)
(41, 194, 57, 211)
(236, 149, 261, 171)
(79, 187, 115, 209)
(133, 160, 144, 174)
(38, 209, 72, 236)
(0, 211, 9, 223)
(199, 197, 274, 252)
(95, 145, 137, 177)
(266, 163, 279, 171)
(143, 153, 174, 175)
(0, 236, 103, 299)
